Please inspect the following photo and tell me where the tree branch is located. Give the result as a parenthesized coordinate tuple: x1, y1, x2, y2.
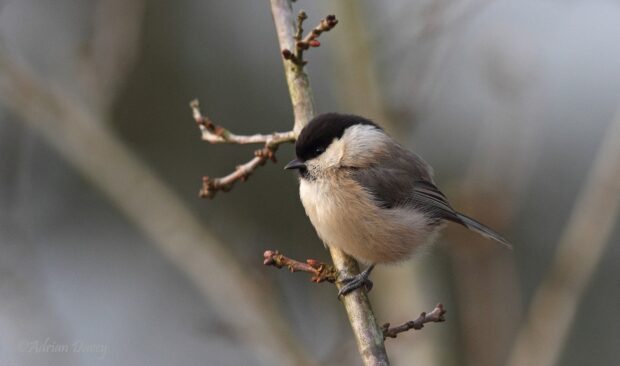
(263, 250, 338, 283)
(270, 3, 316, 136)
(191, 99, 295, 145)
(264, 250, 447, 341)
(270, 2, 390, 364)
(281, 11, 339, 68)
(190, 99, 295, 198)
(189, 2, 444, 364)
(381, 304, 446, 339)
(199, 155, 265, 198)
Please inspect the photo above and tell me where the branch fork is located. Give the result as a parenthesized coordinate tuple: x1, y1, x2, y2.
(281, 11, 338, 68)
(264, 250, 447, 340)
(190, 99, 295, 198)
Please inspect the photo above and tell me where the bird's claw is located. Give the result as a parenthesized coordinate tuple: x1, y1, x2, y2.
(338, 272, 374, 298)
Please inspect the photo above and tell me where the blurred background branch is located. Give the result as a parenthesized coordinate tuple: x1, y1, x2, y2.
(0, 2, 314, 364)
(326, 1, 445, 365)
(79, 0, 146, 111)
(507, 103, 620, 366)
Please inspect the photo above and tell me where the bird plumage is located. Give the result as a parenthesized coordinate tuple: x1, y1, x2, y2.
(290, 113, 511, 264)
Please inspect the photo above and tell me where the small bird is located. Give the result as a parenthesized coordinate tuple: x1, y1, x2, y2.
(285, 113, 511, 297)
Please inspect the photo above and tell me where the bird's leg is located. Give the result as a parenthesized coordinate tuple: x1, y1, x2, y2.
(338, 264, 375, 298)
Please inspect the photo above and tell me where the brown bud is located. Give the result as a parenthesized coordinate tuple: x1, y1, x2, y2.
(306, 259, 320, 268)
(281, 49, 293, 59)
(263, 250, 276, 265)
(296, 41, 309, 50)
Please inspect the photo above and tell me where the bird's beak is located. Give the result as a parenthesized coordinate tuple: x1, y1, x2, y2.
(284, 159, 306, 170)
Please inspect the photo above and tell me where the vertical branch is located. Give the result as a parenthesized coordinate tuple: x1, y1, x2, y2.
(270, 0, 315, 136)
(269, 1, 390, 365)
(330, 250, 391, 365)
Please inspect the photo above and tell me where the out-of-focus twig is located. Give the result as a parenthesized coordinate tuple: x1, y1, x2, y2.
(381, 304, 446, 339)
(325, 2, 444, 364)
(81, 0, 146, 110)
(329, 1, 390, 129)
(263, 250, 338, 283)
(506, 106, 620, 366)
(0, 50, 315, 366)
(445, 29, 542, 366)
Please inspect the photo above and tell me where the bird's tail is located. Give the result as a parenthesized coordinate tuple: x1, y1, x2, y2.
(455, 212, 512, 249)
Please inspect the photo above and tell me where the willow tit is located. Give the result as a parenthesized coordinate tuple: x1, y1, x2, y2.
(285, 113, 511, 296)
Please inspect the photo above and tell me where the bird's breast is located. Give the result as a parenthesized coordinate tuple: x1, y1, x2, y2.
(299, 175, 435, 263)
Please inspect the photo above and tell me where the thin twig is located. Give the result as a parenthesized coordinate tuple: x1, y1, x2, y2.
(298, 14, 338, 49)
(200, 155, 263, 198)
(381, 304, 446, 340)
(190, 99, 295, 145)
(263, 250, 338, 283)
(190, 99, 295, 198)
(295, 11, 307, 43)
(281, 11, 338, 68)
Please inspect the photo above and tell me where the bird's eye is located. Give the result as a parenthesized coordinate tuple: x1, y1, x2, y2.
(314, 147, 325, 155)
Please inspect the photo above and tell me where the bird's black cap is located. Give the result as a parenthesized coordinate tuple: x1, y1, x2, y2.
(295, 113, 380, 161)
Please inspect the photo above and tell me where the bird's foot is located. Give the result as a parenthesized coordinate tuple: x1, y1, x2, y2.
(338, 265, 375, 298)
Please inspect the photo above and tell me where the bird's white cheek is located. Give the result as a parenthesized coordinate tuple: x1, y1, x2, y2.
(321, 140, 345, 167)
(308, 139, 345, 173)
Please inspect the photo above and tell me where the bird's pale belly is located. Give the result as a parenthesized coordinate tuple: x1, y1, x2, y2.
(299, 177, 436, 264)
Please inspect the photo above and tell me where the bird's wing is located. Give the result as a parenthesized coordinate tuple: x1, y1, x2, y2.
(350, 155, 456, 219)
(350, 145, 438, 209)
(351, 146, 511, 247)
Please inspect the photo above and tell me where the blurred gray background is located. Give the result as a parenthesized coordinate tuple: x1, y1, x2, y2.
(1, 0, 619, 365)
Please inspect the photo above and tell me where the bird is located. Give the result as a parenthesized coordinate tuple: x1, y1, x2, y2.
(284, 113, 511, 297)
